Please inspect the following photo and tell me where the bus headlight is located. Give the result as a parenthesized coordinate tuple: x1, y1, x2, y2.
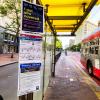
(95, 59, 100, 69)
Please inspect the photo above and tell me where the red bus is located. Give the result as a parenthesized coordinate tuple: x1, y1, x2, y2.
(81, 29, 100, 79)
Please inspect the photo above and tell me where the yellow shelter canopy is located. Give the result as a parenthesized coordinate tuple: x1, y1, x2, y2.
(37, 0, 99, 35)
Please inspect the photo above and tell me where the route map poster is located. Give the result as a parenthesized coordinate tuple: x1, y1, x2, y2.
(18, 34, 42, 96)
(22, 1, 44, 33)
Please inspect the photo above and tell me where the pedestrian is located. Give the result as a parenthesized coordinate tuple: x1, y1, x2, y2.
(65, 50, 67, 56)
(0, 95, 3, 100)
(11, 48, 14, 58)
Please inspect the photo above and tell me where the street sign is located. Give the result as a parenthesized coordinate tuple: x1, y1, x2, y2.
(22, 1, 44, 33)
(18, 33, 42, 96)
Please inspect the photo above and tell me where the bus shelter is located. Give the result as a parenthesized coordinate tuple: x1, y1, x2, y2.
(21, 0, 99, 100)
(36, 0, 99, 77)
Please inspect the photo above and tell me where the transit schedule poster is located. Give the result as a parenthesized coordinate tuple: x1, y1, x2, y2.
(22, 1, 44, 33)
(18, 34, 42, 96)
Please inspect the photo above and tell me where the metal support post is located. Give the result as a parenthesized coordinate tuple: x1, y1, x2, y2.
(41, 4, 49, 99)
(51, 38, 54, 76)
(52, 34, 56, 77)
(42, 22, 47, 100)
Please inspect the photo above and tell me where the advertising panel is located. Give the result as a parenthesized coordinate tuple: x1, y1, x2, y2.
(18, 33, 42, 96)
(22, 1, 44, 33)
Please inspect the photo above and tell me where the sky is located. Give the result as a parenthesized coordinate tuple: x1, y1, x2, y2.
(58, 4, 100, 49)
(58, 34, 75, 49)
(87, 4, 100, 25)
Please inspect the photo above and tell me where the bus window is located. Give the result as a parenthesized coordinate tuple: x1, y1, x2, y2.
(90, 41, 95, 45)
(95, 46, 99, 54)
(95, 38, 99, 45)
(87, 42, 90, 46)
(97, 38, 99, 45)
(83, 49, 85, 54)
(98, 38, 100, 45)
(89, 47, 94, 54)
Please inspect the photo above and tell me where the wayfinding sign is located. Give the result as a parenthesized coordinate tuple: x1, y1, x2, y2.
(22, 1, 44, 33)
(18, 33, 42, 96)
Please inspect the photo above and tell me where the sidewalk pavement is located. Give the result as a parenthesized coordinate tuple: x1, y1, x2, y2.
(44, 53, 99, 100)
(0, 53, 18, 67)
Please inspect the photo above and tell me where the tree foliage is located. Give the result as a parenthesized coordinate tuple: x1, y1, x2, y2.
(56, 38, 62, 49)
(0, 0, 21, 52)
(67, 43, 81, 52)
(0, 0, 21, 33)
(43, 37, 62, 51)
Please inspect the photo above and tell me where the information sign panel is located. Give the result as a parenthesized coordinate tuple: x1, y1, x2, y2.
(18, 33, 42, 96)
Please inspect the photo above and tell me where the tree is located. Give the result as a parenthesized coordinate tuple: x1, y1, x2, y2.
(56, 38, 62, 50)
(67, 43, 81, 52)
(0, 0, 21, 53)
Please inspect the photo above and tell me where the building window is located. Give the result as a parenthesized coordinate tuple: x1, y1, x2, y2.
(12, 36, 15, 41)
(4, 33, 8, 40)
(95, 47, 99, 54)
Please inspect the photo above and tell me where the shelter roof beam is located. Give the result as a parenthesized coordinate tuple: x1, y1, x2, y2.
(48, 16, 82, 20)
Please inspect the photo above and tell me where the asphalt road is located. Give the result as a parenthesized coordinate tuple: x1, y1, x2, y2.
(0, 63, 18, 100)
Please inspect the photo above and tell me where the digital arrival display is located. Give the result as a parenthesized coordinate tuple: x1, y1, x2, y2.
(22, 1, 44, 33)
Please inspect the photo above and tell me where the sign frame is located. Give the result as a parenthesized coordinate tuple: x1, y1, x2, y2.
(21, 0, 44, 33)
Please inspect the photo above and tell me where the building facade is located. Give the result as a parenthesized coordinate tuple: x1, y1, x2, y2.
(0, 26, 17, 54)
(69, 39, 75, 47)
(75, 21, 97, 44)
